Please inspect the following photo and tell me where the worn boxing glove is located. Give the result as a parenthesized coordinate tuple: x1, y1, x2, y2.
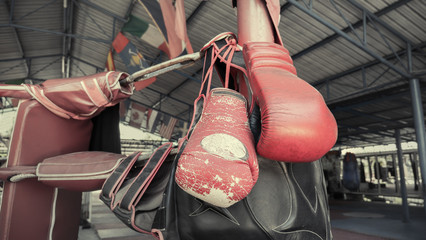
(175, 88, 258, 208)
(243, 42, 337, 162)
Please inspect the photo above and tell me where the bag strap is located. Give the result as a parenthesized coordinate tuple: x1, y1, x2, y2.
(119, 143, 174, 211)
(100, 151, 141, 207)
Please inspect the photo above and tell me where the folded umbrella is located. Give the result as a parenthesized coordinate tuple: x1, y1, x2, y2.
(0, 71, 133, 120)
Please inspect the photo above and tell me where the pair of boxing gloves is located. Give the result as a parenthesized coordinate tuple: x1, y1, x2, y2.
(175, 41, 337, 208)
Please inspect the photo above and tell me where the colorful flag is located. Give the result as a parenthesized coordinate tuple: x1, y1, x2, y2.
(105, 48, 116, 71)
(146, 109, 161, 133)
(175, 120, 189, 138)
(122, 15, 170, 57)
(119, 99, 131, 122)
(138, 0, 193, 59)
(111, 32, 156, 91)
(112, 32, 149, 74)
(129, 102, 146, 129)
(159, 115, 178, 139)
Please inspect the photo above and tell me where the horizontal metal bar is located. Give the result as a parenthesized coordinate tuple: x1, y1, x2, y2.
(0, 23, 112, 44)
(287, 0, 412, 79)
(173, 70, 201, 83)
(313, 41, 426, 88)
(144, 86, 192, 107)
(186, 1, 207, 25)
(0, 54, 63, 63)
(129, 99, 188, 123)
(78, 0, 127, 22)
(347, 0, 414, 46)
(70, 56, 103, 71)
(291, 0, 412, 60)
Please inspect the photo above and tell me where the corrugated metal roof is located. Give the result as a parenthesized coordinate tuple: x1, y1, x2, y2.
(1, 0, 425, 148)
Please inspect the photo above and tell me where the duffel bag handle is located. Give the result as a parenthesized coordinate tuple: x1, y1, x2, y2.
(100, 152, 141, 208)
(118, 143, 173, 210)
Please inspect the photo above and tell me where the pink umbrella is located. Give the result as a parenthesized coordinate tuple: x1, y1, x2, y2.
(0, 84, 32, 99)
(0, 52, 201, 120)
(0, 71, 133, 120)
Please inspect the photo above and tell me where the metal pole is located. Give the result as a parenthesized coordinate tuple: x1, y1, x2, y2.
(392, 154, 400, 193)
(287, 0, 411, 79)
(395, 129, 410, 222)
(409, 78, 426, 215)
(413, 153, 420, 191)
(368, 156, 372, 182)
(375, 156, 381, 194)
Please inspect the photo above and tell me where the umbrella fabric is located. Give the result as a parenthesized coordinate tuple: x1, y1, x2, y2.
(0, 84, 32, 99)
(20, 71, 133, 120)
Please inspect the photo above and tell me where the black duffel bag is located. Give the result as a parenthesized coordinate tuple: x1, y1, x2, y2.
(100, 34, 332, 239)
(100, 139, 331, 240)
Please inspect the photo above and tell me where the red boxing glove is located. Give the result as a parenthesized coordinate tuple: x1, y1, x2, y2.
(175, 88, 258, 208)
(243, 42, 337, 162)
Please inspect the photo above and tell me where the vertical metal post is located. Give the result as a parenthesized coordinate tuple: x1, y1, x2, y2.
(375, 156, 381, 194)
(362, 9, 367, 46)
(62, 0, 68, 78)
(413, 153, 420, 191)
(9, 0, 15, 24)
(362, 67, 366, 88)
(396, 129, 410, 222)
(368, 156, 372, 182)
(409, 78, 426, 215)
(392, 154, 399, 193)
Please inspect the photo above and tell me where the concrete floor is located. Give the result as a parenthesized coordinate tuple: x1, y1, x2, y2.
(78, 192, 426, 240)
(329, 199, 426, 240)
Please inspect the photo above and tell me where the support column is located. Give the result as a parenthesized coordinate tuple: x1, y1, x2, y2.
(409, 78, 426, 215)
(368, 156, 373, 183)
(392, 154, 399, 193)
(395, 129, 410, 222)
(374, 156, 381, 194)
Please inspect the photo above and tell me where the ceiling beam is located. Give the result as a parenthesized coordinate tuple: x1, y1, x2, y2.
(78, 0, 127, 22)
(4, 0, 29, 78)
(0, 23, 112, 44)
(313, 41, 426, 92)
(287, 0, 412, 79)
(290, 0, 413, 60)
(338, 120, 414, 138)
(186, 1, 207, 25)
(149, 1, 207, 110)
(280, 2, 291, 13)
(0, 54, 63, 63)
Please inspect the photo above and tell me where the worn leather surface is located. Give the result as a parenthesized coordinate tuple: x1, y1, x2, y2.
(175, 88, 258, 208)
(37, 151, 124, 191)
(102, 141, 331, 240)
(100, 144, 175, 235)
(160, 153, 331, 240)
(243, 42, 337, 162)
(22, 71, 133, 120)
(0, 166, 36, 181)
(0, 100, 92, 240)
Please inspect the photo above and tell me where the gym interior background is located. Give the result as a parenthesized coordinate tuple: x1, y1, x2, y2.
(1, 0, 426, 239)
